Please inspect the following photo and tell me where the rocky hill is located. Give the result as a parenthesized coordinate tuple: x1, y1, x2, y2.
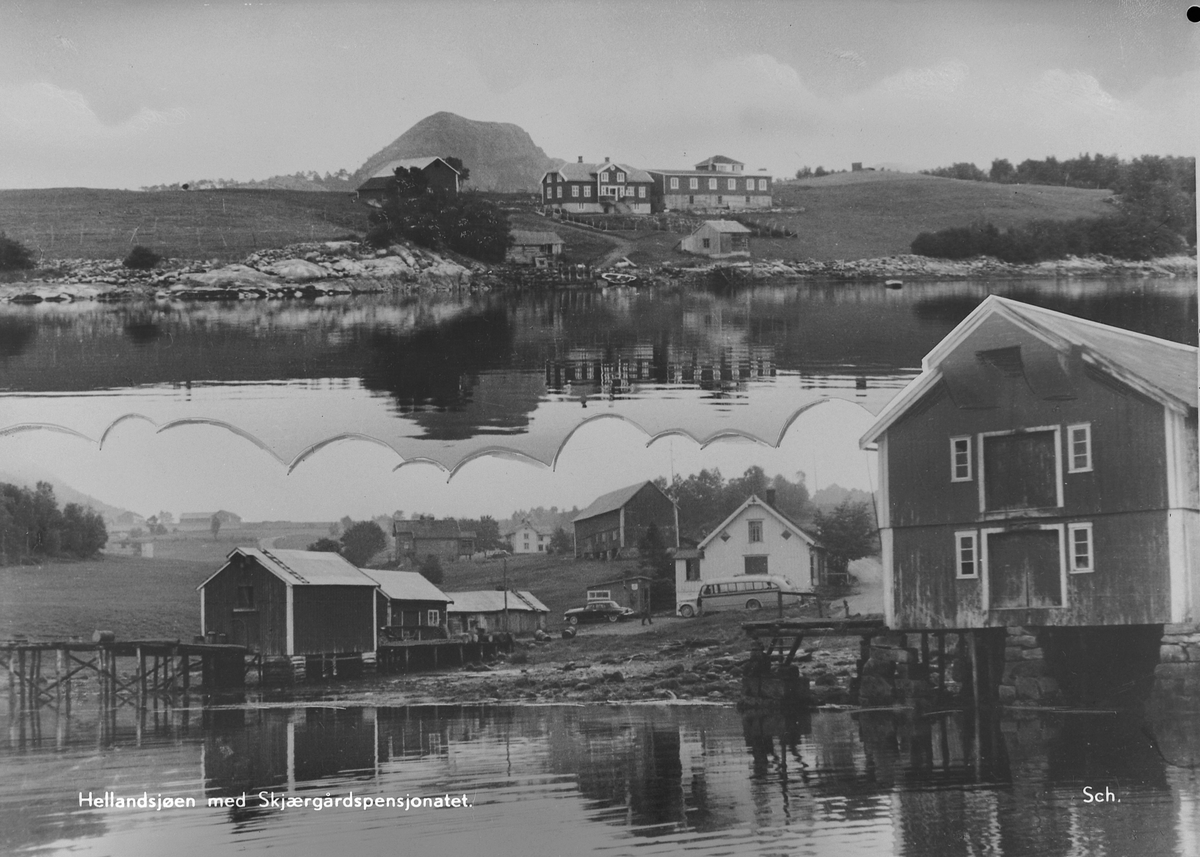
(353, 112, 562, 193)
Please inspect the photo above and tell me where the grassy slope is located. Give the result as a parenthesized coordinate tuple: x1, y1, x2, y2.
(616, 172, 1116, 266)
(0, 188, 368, 263)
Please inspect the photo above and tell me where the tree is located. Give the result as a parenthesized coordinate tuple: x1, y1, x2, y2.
(444, 156, 470, 184)
(989, 158, 1015, 183)
(0, 232, 34, 271)
(637, 523, 674, 610)
(795, 166, 813, 179)
(392, 165, 429, 198)
(123, 245, 161, 269)
(465, 515, 501, 551)
(813, 501, 878, 578)
(548, 526, 572, 555)
(340, 520, 387, 567)
(210, 515, 221, 539)
(307, 537, 341, 552)
(418, 553, 444, 585)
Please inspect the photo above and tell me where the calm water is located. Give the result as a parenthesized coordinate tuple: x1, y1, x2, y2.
(2, 700, 1198, 856)
(0, 279, 1193, 470)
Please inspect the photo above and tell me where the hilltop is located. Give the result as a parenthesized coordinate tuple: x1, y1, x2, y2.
(353, 112, 561, 192)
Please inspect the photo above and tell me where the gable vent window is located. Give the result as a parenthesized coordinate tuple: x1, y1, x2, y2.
(1067, 423, 1092, 473)
(748, 520, 763, 543)
(951, 436, 972, 482)
(1069, 523, 1093, 573)
(977, 346, 1025, 377)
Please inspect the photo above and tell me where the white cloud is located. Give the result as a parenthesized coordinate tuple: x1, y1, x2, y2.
(880, 59, 969, 101)
(1031, 69, 1120, 116)
(0, 80, 187, 139)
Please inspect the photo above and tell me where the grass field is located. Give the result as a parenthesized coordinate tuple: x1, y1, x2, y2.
(0, 188, 368, 263)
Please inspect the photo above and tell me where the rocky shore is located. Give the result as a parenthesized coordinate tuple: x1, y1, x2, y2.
(0, 239, 478, 304)
(2, 243, 1193, 305)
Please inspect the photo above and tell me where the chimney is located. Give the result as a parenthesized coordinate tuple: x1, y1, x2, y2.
(604, 156, 610, 163)
(765, 488, 777, 509)
(578, 156, 583, 163)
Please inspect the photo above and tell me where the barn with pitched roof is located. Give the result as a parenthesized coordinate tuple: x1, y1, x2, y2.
(573, 481, 679, 559)
(860, 295, 1198, 631)
(355, 156, 462, 203)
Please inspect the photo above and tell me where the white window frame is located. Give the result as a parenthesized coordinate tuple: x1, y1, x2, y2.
(1067, 423, 1092, 473)
(708, 178, 717, 190)
(617, 172, 625, 182)
(978, 425, 1064, 515)
(556, 187, 562, 198)
(955, 530, 978, 579)
(980, 523, 1068, 611)
(571, 185, 579, 198)
(758, 179, 767, 190)
(638, 185, 646, 198)
(426, 609, 440, 625)
(950, 435, 973, 482)
(748, 520, 763, 543)
(584, 185, 592, 198)
(727, 178, 736, 190)
(689, 178, 699, 190)
(670, 177, 679, 189)
(1068, 522, 1094, 573)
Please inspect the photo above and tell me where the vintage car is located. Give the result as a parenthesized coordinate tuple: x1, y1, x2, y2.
(563, 599, 636, 625)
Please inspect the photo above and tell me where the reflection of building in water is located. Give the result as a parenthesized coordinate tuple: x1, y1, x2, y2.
(545, 341, 775, 397)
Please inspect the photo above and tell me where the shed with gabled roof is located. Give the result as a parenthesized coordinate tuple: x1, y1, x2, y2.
(355, 156, 462, 201)
(443, 589, 549, 635)
(507, 230, 564, 265)
(680, 220, 752, 258)
(860, 295, 1199, 630)
(362, 569, 453, 636)
(198, 548, 378, 661)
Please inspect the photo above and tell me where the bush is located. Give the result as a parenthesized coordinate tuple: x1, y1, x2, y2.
(418, 554, 444, 585)
(123, 245, 162, 269)
(0, 232, 34, 271)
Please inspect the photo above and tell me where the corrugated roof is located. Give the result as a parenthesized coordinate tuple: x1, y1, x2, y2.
(511, 230, 564, 246)
(698, 220, 752, 234)
(199, 548, 377, 590)
(861, 295, 1199, 446)
(444, 590, 548, 613)
(573, 481, 665, 523)
(516, 591, 550, 612)
(363, 569, 452, 603)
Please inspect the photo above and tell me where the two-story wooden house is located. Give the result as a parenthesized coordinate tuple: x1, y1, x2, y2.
(541, 157, 653, 214)
(648, 156, 773, 212)
(859, 295, 1198, 631)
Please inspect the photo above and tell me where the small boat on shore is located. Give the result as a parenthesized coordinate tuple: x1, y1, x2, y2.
(884, 279, 903, 289)
(599, 272, 639, 285)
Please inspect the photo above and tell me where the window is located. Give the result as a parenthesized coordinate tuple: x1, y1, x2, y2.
(758, 179, 767, 190)
(744, 556, 769, 575)
(236, 584, 255, 608)
(689, 178, 698, 189)
(1068, 424, 1092, 472)
(981, 426, 1062, 512)
(1069, 523, 1093, 573)
(538, 544, 544, 551)
(545, 187, 552, 199)
(601, 172, 609, 182)
(955, 531, 978, 579)
(748, 178, 755, 190)
(426, 609, 440, 626)
(617, 172, 625, 182)
(638, 186, 646, 198)
(702, 238, 711, 248)
(951, 436, 972, 481)
(571, 185, 579, 197)
(556, 187, 562, 198)
(745, 196, 751, 204)
(685, 558, 700, 581)
(708, 178, 717, 190)
(727, 178, 736, 190)
(748, 520, 763, 542)
(670, 177, 679, 189)
(584, 186, 592, 198)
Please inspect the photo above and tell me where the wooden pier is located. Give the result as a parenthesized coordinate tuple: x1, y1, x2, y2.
(2, 639, 248, 711)
(377, 635, 513, 673)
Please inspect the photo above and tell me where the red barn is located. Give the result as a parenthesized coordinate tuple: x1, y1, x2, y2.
(860, 296, 1198, 631)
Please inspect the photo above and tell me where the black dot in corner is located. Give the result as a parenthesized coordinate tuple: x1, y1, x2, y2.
(1189, 6, 1200, 23)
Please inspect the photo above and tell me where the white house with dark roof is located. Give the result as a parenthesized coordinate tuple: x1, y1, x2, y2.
(674, 494, 825, 616)
(540, 157, 653, 214)
(505, 518, 553, 553)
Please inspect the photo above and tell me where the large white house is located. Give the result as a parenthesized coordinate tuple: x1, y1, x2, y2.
(505, 519, 552, 554)
(674, 494, 825, 615)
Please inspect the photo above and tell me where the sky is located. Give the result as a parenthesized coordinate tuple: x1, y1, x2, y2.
(1, 0, 1196, 189)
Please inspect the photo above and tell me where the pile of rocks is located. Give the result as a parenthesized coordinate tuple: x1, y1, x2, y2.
(0, 239, 475, 304)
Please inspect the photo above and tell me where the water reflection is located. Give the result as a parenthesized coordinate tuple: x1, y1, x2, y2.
(1, 699, 1197, 856)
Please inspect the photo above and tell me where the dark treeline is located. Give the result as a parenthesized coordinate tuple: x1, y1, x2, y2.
(914, 153, 1195, 260)
(654, 466, 813, 543)
(0, 482, 108, 565)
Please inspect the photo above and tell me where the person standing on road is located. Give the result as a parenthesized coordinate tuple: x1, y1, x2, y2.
(641, 600, 653, 625)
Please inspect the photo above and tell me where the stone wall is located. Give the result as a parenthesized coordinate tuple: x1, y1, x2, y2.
(1153, 622, 1200, 703)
